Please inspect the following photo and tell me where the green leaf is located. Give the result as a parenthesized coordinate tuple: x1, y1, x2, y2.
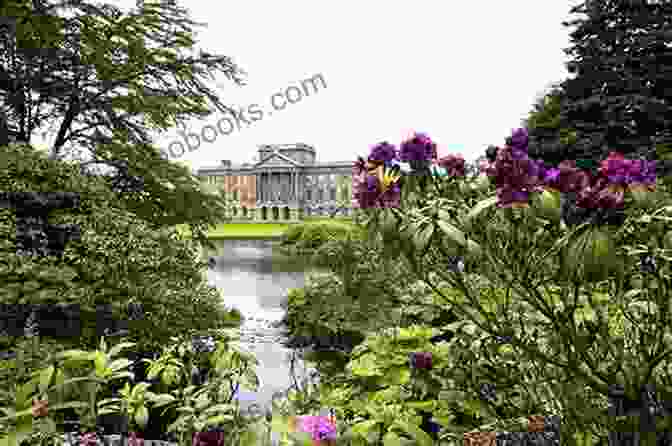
(405, 401, 436, 412)
(392, 419, 433, 446)
(15, 381, 37, 410)
(462, 196, 498, 230)
(38, 365, 55, 396)
(47, 401, 90, 411)
(205, 414, 234, 424)
(56, 349, 95, 362)
(238, 426, 258, 446)
(351, 419, 379, 438)
(386, 367, 411, 385)
(437, 219, 467, 247)
(134, 405, 149, 429)
(413, 223, 434, 255)
(203, 404, 235, 414)
(383, 430, 404, 446)
(149, 393, 177, 407)
(107, 358, 132, 373)
(107, 342, 136, 359)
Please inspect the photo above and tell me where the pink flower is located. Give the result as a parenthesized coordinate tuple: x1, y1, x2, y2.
(79, 432, 98, 446)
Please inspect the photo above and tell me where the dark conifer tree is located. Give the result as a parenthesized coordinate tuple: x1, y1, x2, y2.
(528, 0, 672, 166)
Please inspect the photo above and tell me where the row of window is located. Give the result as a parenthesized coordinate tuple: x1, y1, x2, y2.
(201, 173, 350, 185)
(215, 187, 351, 202)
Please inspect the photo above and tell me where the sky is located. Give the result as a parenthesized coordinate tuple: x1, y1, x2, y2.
(34, 0, 584, 172)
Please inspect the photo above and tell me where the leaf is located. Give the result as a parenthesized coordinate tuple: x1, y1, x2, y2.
(54, 349, 94, 362)
(149, 393, 177, 407)
(107, 341, 136, 359)
(134, 405, 149, 429)
(205, 414, 234, 424)
(386, 367, 411, 385)
(238, 427, 258, 446)
(413, 223, 434, 255)
(15, 381, 37, 410)
(392, 419, 433, 446)
(107, 358, 132, 373)
(203, 403, 236, 414)
(437, 219, 467, 247)
(47, 401, 90, 411)
(405, 401, 436, 412)
(462, 196, 498, 230)
(383, 430, 403, 446)
(351, 420, 379, 438)
(38, 365, 55, 395)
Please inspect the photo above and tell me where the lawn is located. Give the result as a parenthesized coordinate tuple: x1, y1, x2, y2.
(175, 218, 357, 239)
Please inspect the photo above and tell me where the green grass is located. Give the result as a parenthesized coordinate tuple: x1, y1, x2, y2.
(176, 218, 358, 239)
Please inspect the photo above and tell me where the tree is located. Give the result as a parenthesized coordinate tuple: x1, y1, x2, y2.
(0, 142, 242, 357)
(522, 83, 579, 167)
(0, 0, 247, 247)
(533, 0, 672, 166)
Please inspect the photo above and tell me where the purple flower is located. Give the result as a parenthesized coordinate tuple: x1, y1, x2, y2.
(368, 142, 398, 164)
(409, 352, 433, 370)
(366, 175, 379, 193)
(508, 128, 529, 151)
(400, 133, 436, 162)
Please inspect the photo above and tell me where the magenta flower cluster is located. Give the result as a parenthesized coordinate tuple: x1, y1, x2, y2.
(353, 133, 468, 208)
(483, 128, 657, 209)
(297, 415, 338, 442)
(399, 133, 437, 162)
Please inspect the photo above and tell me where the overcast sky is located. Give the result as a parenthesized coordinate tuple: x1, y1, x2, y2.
(36, 0, 584, 172)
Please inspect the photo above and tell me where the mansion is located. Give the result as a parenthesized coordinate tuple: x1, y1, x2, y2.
(197, 144, 357, 221)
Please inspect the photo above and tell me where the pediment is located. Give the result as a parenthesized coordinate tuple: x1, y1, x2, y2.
(253, 150, 302, 168)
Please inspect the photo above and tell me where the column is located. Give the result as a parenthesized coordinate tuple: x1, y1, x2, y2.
(255, 173, 260, 207)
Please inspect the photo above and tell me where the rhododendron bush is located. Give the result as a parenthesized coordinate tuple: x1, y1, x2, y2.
(321, 129, 672, 445)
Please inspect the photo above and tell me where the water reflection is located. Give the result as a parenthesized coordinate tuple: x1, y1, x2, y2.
(201, 239, 320, 411)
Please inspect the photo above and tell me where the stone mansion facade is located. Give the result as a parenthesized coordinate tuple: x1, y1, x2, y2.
(196, 144, 356, 221)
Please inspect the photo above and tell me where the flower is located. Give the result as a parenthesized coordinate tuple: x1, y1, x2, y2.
(377, 165, 402, 194)
(388, 158, 412, 174)
(79, 432, 98, 446)
(437, 154, 466, 177)
(508, 127, 529, 151)
(409, 351, 433, 370)
(368, 142, 398, 164)
(295, 415, 337, 443)
(128, 432, 144, 446)
(399, 132, 436, 162)
(31, 399, 48, 418)
(192, 431, 224, 446)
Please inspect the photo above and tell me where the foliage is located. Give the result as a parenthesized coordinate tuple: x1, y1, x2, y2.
(276, 125, 672, 446)
(0, 336, 135, 446)
(0, 0, 247, 247)
(523, 83, 579, 167)
(0, 143, 241, 356)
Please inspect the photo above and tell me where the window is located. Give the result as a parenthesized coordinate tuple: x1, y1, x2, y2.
(306, 189, 312, 201)
(330, 188, 336, 201)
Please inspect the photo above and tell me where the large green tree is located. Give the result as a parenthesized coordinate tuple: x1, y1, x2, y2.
(0, 0, 246, 246)
(531, 0, 672, 166)
(0, 142, 241, 357)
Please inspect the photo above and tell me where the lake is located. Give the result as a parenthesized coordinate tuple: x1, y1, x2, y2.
(200, 238, 325, 415)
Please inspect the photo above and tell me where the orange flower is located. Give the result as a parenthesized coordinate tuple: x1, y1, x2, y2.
(31, 399, 48, 418)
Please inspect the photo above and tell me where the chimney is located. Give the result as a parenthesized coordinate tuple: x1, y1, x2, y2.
(221, 160, 231, 168)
